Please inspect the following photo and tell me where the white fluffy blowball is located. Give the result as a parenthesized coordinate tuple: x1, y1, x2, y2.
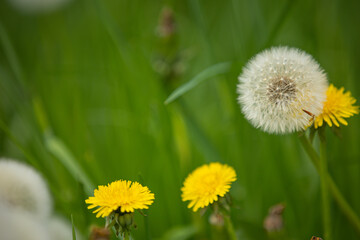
(237, 47, 328, 134)
(0, 159, 52, 218)
(48, 216, 74, 240)
(0, 203, 50, 240)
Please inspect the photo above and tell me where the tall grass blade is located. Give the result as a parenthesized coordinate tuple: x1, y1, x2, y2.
(180, 101, 222, 163)
(92, 0, 129, 64)
(0, 119, 41, 170)
(263, 0, 297, 47)
(161, 225, 198, 240)
(71, 214, 77, 240)
(0, 22, 25, 85)
(165, 62, 232, 104)
(45, 132, 94, 195)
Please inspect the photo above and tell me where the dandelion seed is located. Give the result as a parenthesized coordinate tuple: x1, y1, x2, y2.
(181, 162, 236, 212)
(315, 84, 359, 128)
(237, 47, 328, 134)
(0, 159, 52, 218)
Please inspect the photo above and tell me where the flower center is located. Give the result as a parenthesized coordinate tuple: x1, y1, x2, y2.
(202, 174, 217, 185)
(267, 77, 296, 104)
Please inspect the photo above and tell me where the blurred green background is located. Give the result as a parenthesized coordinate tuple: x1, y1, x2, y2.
(0, 0, 360, 239)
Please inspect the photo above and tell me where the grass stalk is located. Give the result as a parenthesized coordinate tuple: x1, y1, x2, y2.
(263, 0, 297, 47)
(0, 22, 25, 85)
(299, 134, 360, 236)
(71, 214, 77, 240)
(318, 128, 331, 240)
(0, 119, 40, 170)
(224, 215, 237, 240)
(123, 232, 131, 240)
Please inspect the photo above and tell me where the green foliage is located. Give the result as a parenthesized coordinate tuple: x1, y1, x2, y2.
(45, 132, 94, 195)
(165, 62, 231, 104)
(0, 0, 360, 239)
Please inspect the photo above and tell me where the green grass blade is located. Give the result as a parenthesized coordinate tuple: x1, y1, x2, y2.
(161, 225, 197, 240)
(92, 0, 129, 63)
(0, 22, 25, 85)
(44, 132, 94, 195)
(263, 0, 297, 47)
(0, 119, 41, 170)
(179, 101, 222, 163)
(164, 62, 232, 104)
(71, 214, 77, 240)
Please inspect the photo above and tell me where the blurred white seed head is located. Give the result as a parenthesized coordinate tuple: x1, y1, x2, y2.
(237, 47, 328, 134)
(0, 203, 50, 240)
(7, 0, 70, 13)
(0, 159, 52, 218)
(48, 216, 74, 240)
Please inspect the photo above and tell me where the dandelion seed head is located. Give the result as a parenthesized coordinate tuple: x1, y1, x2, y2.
(237, 47, 328, 134)
(48, 216, 74, 240)
(0, 203, 49, 240)
(0, 159, 52, 218)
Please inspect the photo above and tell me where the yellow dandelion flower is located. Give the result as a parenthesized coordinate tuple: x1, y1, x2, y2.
(181, 162, 236, 212)
(85, 180, 154, 218)
(315, 84, 359, 128)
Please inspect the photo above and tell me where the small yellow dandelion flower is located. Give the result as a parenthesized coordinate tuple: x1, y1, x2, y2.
(85, 180, 154, 218)
(315, 84, 359, 128)
(181, 162, 236, 212)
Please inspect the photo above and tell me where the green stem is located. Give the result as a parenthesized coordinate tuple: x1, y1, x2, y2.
(327, 177, 360, 235)
(298, 134, 320, 168)
(318, 128, 331, 240)
(0, 119, 40, 170)
(123, 232, 131, 240)
(299, 134, 360, 236)
(224, 215, 237, 240)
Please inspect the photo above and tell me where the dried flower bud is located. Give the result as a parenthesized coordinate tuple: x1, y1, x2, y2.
(263, 203, 285, 232)
(157, 6, 176, 38)
(90, 226, 110, 240)
(311, 236, 323, 240)
(209, 212, 224, 227)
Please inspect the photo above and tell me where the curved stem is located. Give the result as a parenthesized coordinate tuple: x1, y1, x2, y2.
(319, 128, 331, 240)
(124, 232, 130, 240)
(298, 134, 320, 168)
(119, 232, 131, 240)
(224, 215, 237, 240)
(299, 134, 360, 236)
(327, 177, 360, 235)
